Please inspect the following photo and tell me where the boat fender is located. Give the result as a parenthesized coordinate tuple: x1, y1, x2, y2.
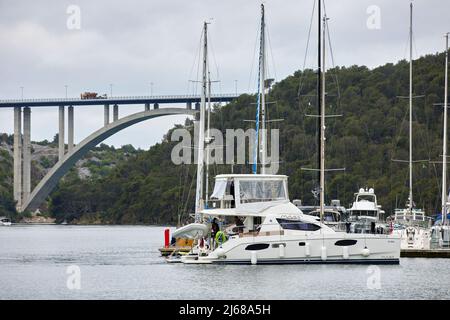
(216, 247, 226, 258)
(362, 247, 370, 257)
(343, 246, 349, 259)
(321, 246, 327, 261)
(251, 251, 257, 265)
(279, 244, 285, 258)
(305, 242, 311, 256)
(215, 231, 227, 244)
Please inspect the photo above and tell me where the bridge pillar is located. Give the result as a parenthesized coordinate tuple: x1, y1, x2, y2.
(187, 102, 192, 110)
(113, 104, 119, 121)
(104, 104, 109, 126)
(13, 107, 22, 210)
(154, 103, 159, 110)
(58, 106, 65, 160)
(68, 106, 74, 153)
(23, 107, 31, 203)
(145, 103, 150, 111)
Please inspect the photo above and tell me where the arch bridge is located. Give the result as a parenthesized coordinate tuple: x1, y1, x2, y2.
(0, 93, 239, 212)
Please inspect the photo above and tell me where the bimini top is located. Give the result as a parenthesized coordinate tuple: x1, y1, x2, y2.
(203, 174, 296, 217)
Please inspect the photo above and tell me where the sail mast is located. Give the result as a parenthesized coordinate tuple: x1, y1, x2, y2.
(194, 22, 208, 222)
(442, 33, 449, 225)
(253, 4, 266, 174)
(260, 3, 267, 174)
(319, 15, 327, 224)
(317, 0, 322, 186)
(408, 2, 414, 215)
(205, 70, 211, 203)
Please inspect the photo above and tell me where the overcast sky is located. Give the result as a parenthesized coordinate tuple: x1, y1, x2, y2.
(0, 0, 449, 149)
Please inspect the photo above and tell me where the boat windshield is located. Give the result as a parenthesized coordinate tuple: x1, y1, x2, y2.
(350, 210, 377, 217)
(356, 195, 375, 202)
(239, 179, 286, 203)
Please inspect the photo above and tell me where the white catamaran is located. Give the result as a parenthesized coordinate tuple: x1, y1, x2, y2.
(180, 3, 400, 265)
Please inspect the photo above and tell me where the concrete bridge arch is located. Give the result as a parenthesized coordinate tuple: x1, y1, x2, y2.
(22, 108, 197, 212)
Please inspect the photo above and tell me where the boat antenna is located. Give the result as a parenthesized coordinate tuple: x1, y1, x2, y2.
(194, 21, 209, 222)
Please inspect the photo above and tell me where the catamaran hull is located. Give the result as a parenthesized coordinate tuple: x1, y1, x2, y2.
(212, 258, 399, 265)
(190, 234, 400, 265)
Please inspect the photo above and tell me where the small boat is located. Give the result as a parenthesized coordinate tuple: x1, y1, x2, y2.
(347, 188, 388, 234)
(0, 217, 12, 226)
(159, 224, 209, 257)
(172, 223, 208, 239)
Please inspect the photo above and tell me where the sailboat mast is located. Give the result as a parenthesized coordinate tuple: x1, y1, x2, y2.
(260, 3, 267, 175)
(205, 71, 211, 203)
(317, 0, 322, 186)
(442, 33, 449, 225)
(320, 15, 327, 223)
(408, 2, 414, 214)
(194, 22, 208, 222)
(253, 4, 266, 174)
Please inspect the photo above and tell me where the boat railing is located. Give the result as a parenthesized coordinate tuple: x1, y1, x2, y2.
(205, 198, 234, 209)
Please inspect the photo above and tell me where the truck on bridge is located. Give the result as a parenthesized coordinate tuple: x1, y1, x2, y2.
(80, 92, 107, 99)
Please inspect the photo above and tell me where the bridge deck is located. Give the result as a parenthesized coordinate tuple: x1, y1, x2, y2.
(0, 93, 241, 108)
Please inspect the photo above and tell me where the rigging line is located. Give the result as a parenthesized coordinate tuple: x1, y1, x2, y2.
(402, 29, 410, 61)
(412, 30, 419, 60)
(432, 162, 442, 213)
(247, 24, 261, 93)
(325, 18, 341, 103)
(178, 163, 191, 222)
(297, 0, 316, 98)
(187, 29, 204, 95)
(391, 99, 410, 160)
(265, 12, 278, 82)
(182, 165, 197, 221)
(176, 164, 184, 218)
(208, 29, 222, 96)
(193, 28, 204, 96)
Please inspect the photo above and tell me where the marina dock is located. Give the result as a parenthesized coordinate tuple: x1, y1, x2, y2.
(401, 249, 450, 258)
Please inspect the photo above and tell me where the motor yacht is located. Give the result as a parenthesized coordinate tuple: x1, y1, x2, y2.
(347, 188, 387, 234)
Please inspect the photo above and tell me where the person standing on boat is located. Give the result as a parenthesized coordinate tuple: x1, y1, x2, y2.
(211, 218, 220, 249)
(233, 216, 245, 234)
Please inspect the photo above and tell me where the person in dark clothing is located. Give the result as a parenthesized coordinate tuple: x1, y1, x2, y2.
(229, 181, 235, 207)
(370, 221, 376, 234)
(233, 216, 245, 234)
(211, 218, 219, 238)
(211, 218, 220, 249)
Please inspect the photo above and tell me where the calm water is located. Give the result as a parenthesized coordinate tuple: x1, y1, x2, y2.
(0, 224, 449, 300)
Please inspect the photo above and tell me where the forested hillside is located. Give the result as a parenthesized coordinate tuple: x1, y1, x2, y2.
(1, 51, 448, 224)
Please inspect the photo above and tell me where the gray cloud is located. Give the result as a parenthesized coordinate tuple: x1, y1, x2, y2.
(0, 0, 449, 148)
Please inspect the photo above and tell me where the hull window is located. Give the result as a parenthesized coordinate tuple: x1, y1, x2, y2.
(271, 243, 286, 248)
(245, 243, 270, 251)
(334, 239, 357, 246)
(276, 219, 321, 231)
(298, 242, 306, 246)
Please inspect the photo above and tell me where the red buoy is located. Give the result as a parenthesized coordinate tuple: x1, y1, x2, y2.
(164, 228, 170, 248)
